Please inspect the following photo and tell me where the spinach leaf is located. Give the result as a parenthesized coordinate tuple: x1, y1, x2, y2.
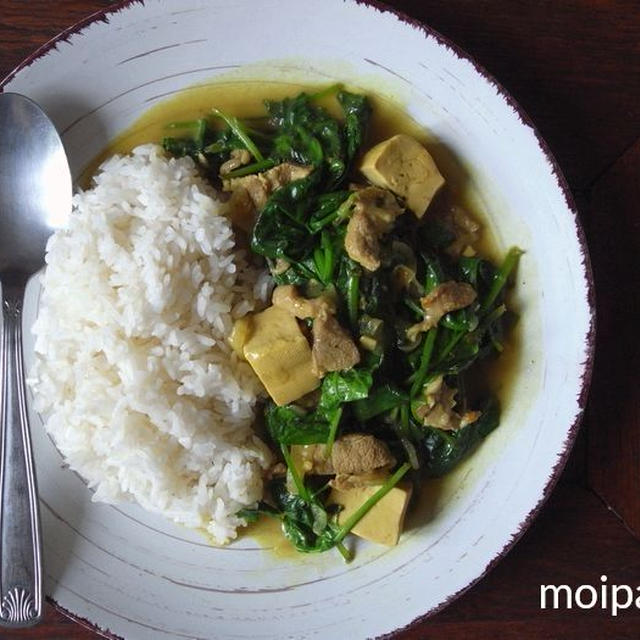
(421, 398, 500, 477)
(421, 253, 446, 293)
(265, 404, 331, 445)
(251, 171, 321, 260)
(162, 136, 200, 158)
(440, 306, 479, 333)
(418, 218, 456, 251)
(266, 92, 345, 185)
(336, 255, 362, 328)
(337, 90, 372, 168)
(458, 256, 481, 286)
(353, 384, 407, 422)
(319, 369, 373, 412)
(266, 369, 373, 446)
(163, 116, 255, 165)
(269, 460, 410, 560)
(270, 476, 350, 558)
(307, 190, 352, 233)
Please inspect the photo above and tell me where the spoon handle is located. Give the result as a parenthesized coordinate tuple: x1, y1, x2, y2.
(0, 283, 42, 627)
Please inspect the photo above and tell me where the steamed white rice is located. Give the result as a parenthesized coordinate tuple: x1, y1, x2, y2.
(29, 144, 272, 543)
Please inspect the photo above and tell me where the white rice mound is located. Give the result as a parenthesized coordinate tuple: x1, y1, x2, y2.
(29, 144, 273, 544)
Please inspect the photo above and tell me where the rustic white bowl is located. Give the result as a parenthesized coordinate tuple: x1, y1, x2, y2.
(3, 1, 594, 638)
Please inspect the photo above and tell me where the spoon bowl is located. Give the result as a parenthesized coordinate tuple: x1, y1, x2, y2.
(0, 92, 71, 628)
(0, 94, 71, 278)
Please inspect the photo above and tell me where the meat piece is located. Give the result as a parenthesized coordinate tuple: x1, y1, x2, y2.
(219, 148, 251, 176)
(407, 281, 477, 341)
(311, 313, 360, 376)
(331, 433, 396, 475)
(345, 208, 381, 271)
(268, 462, 287, 478)
(392, 264, 418, 292)
(356, 187, 404, 232)
(291, 435, 395, 476)
(223, 162, 312, 211)
(359, 134, 445, 217)
(344, 187, 404, 271)
(266, 162, 313, 188)
(271, 258, 291, 276)
(442, 205, 481, 257)
(271, 285, 358, 378)
(226, 186, 257, 233)
(413, 375, 480, 431)
(421, 281, 477, 326)
(272, 285, 336, 319)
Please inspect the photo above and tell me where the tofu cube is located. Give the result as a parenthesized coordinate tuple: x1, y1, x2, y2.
(359, 134, 445, 218)
(330, 480, 413, 546)
(229, 316, 252, 359)
(242, 306, 320, 406)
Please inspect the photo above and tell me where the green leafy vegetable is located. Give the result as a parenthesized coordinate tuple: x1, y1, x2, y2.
(210, 107, 264, 161)
(422, 398, 500, 476)
(353, 384, 407, 422)
(265, 404, 332, 445)
(266, 369, 373, 446)
(480, 247, 523, 314)
(337, 90, 372, 169)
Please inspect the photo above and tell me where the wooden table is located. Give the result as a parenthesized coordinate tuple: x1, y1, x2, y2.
(1, 1, 639, 638)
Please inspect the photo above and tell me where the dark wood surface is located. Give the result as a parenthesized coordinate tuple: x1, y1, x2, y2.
(1, 1, 639, 638)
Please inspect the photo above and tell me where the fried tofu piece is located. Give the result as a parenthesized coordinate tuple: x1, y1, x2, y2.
(330, 480, 413, 546)
(242, 306, 320, 406)
(359, 134, 444, 217)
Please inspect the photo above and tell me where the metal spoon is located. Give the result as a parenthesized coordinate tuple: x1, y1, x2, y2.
(0, 93, 71, 627)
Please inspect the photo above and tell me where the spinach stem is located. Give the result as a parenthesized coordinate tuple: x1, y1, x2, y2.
(335, 462, 411, 543)
(280, 443, 310, 502)
(403, 298, 424, 319)
(211, 107, 265, 162)
(347, 272, 360, 327)
(166, 118, 206, 144)
(324, 407, 343, 458)
(400, 436, 420, 470)
(308, 193, 355, 233)
(203, 141, 225, 154)
(194, 118, 206, 146)
(336, 540, 353, 563)
(309, 83, 344, 101)
(434, 329, 465, 366)
(410, 328, 438, 397)
(473, 304, 507, 339)
(480, 247, 522, 314)
(225, 158, 275, 178)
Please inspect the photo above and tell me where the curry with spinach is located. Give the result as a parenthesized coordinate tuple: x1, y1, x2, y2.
(162, 85, 520, 561)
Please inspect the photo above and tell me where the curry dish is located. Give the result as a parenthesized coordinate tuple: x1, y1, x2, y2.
(119, 83, 520, 560)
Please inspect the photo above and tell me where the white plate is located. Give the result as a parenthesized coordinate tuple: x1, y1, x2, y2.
(3, 1, 594, 638)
